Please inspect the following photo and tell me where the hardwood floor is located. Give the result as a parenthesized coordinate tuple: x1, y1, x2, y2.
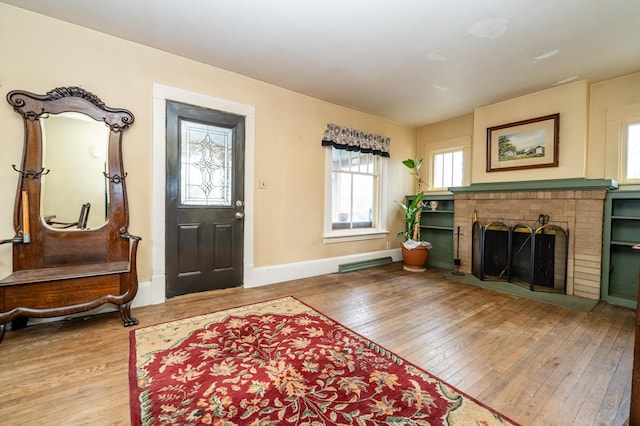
(0, 263, 634, 425)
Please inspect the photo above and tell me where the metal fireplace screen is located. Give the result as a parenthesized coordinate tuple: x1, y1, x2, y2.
(472, 221, 568, 293)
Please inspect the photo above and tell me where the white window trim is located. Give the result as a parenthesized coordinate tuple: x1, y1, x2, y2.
(323, 148, 388, 243)
(605, 102, 640, 185)
(617, 117, 640, 184)
(426, 144, 470, 191)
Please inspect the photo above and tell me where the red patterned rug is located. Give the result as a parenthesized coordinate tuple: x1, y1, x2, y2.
(129, 297, 519, 425)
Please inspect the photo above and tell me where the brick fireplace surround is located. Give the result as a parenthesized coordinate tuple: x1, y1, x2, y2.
(451, 180, 617, 300)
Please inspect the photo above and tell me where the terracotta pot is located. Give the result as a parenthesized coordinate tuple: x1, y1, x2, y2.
(401, 245, 430, 272)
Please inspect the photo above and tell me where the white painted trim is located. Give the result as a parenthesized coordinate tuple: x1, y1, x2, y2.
(323, 230, 389, 244)
(425, 137, 471, 191)
(133, 280, 156, 307)
(247, 248, 402, 288)
(607, 102, 640, 184)
(152, 84, 256, 303)
(322, 148, 389, 242)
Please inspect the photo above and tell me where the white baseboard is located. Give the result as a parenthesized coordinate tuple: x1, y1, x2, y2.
(133, 280, 158, 307)
(246, 248, 402, 288)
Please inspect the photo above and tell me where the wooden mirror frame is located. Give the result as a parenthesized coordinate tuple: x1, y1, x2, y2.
(0, 87, 141, 342)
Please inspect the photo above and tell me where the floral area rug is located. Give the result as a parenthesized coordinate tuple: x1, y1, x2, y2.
(129, 296, 519, 425)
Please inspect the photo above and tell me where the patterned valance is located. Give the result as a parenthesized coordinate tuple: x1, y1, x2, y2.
(321, 123, 390, 157)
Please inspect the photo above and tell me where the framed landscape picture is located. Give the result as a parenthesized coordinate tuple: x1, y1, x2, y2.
(486, 113, 559, 172)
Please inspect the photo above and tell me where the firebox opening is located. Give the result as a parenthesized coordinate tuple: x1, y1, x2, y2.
(472, 220, 568, 293)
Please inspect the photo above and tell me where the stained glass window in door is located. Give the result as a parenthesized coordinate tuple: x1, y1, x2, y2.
(180, 120, 233, 206)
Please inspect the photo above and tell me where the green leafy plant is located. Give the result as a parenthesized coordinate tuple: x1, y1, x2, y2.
(395, 158, 425, 241)
(396, 191, 424, 241)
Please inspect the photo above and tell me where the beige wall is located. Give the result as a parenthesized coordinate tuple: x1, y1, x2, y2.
(418, 74, 640, 186)
(418, 114, 474, 146)
(472, 80, 589, 183)
(0, 4, 417, 282)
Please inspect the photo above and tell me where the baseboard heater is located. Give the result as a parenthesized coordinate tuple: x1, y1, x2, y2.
(338, 256, 393, 273)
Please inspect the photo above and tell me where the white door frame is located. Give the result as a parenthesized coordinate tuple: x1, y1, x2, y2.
(151, 83, 256, 303)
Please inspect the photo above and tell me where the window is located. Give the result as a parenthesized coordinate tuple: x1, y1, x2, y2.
(608, 102, 640, 183)
(432, 149, 463, 189)
(324, 147, 388, 242)
(624, 122, 640, 180)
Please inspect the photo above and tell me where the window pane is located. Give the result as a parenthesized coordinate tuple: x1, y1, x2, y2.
(452, 150, 463, 186)
(180, 120, 232, 206)
(627, 123, 640, 179)
(434, 154, 443, 188)
(339, 149, 350, 171)
(352, 174, 374, 226)
(349, 151, 359, 172)
(442, 152, 453, 187)
(332, 172, 352, 223)
(331, 146, 341, 169)
(359, 152, 369, 174)
(433, 149, 463, 189)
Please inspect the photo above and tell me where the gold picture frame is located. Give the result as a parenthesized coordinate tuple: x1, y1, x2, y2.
(486, 113, 559, 172)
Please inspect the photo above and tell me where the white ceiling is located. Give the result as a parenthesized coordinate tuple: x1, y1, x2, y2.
(3, 0, 640, 127)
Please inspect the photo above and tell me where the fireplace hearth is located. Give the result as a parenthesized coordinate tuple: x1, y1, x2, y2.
(472, 219, 569, 293)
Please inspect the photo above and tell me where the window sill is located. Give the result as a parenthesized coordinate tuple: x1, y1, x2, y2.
(323, 229, 389, 244)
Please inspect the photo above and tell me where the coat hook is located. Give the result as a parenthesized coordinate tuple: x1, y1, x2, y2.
(12, 164, 50, 180)
(103, 172, 127, 184)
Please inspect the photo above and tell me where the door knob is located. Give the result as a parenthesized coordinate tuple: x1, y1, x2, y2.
(235, 211, 245, 219)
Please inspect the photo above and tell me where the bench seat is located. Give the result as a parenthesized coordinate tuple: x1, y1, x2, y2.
(0, 262, 130, 286)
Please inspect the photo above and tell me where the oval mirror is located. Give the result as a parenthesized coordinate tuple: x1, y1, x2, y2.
(40, 112, 110, 230)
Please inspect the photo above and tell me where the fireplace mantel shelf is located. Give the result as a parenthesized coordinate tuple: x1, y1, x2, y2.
(449, 178, 618, 194)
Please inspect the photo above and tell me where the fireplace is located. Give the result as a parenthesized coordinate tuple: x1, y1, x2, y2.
(451, 182, 612, 301)
(472, 219, 568, 293)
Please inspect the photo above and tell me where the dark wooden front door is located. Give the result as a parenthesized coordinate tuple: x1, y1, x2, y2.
(165, 101, 245, 298)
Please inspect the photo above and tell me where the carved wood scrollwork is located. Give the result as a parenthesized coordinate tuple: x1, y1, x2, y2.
(7, 86, 134, 132)
(46, 86, 106, 108)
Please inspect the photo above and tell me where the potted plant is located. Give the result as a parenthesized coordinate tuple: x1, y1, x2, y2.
(395, 158, 432, 271)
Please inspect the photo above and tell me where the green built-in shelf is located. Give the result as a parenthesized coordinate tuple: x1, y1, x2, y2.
(602, 190, 640, 309)
(406, 195, 455, 269)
